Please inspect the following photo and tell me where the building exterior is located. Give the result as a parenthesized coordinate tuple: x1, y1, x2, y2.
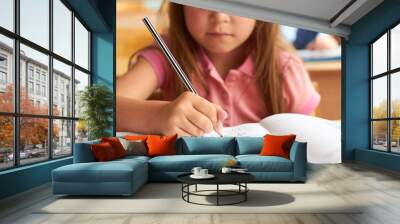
(0, 43, 12, 94)
(0, 41, 78, 152)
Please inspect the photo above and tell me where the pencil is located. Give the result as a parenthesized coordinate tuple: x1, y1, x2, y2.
(142, 17, 223, 137)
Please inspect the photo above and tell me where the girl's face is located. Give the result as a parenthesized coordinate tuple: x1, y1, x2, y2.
(183, 6, 256, 54)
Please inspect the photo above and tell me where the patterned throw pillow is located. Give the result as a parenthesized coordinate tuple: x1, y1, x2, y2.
(119, 138, 147, 156)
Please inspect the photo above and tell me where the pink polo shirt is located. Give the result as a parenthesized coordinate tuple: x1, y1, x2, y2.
(136, 46, 320, 127)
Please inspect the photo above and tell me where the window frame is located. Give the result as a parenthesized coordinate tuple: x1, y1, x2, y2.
(0, 0, 92, 171)
(370, 20, 400, 154)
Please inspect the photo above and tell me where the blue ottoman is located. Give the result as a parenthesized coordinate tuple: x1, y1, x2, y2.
(52, 156, 148, 196)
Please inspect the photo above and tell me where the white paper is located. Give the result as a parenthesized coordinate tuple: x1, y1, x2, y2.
(203, 123, 270, 137)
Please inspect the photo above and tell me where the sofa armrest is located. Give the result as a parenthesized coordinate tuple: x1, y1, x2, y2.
(289, 141, 307, 181)
(73, 140, 100, 163)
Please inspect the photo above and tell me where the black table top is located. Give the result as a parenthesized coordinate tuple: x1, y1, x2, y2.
(177, 172, 255, 185)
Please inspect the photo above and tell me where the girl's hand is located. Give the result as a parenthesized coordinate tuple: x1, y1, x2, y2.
(156, 91, 227, 136)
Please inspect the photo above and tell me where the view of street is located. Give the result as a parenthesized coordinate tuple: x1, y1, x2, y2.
(0, 145, 72, 169)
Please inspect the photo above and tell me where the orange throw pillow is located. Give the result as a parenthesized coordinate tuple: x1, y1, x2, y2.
(146, 134, 178, 157)
(260, 134, 296, 159)
(101, 137, 127, 158)
(124, 135, 148, 141)
(91, 142, 117, 161)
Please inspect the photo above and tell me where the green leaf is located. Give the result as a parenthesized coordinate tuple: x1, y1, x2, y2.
(79, 84, 113, 140)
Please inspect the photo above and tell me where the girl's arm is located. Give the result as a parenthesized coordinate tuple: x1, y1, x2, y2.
(116, 57, 226, 136)
(116, 56, 166, 134)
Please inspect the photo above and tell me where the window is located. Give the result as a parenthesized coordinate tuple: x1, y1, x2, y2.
(35, 70, 40, 81)
(35, 83, 40, 95)
(54, 90, 58, 105)
(74, 69, 89, 118)
(53, 119, 72, 158)
(21, 47, 49, 115)
(0, 54, 8, 87)
(0, 71, 6, 85)
(28, 81, 34, 94)
(28, 67, 34, 80)
(20, 0, 49, 49)
(0, 0, 91, 170)
(0, 116, 13, 170)
(0, 34, 13, 113)
(392, 25, 400, 69)
(42, 85, 46, 97)
(75, 18, 89, 70)
(0, 0, 14, 32)
(20, 117, 49, 165)
(41, 73, 46, 83)
(0, 55, 7, 67)
(371, 23, 400, 154)
(53, 59, 72, 117)
(53, 0, 72, 60)
(0, 70, 7, 93)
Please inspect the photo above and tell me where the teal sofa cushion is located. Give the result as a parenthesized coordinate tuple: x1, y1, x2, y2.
(116, 155, 150, 163)
(235, 137, 263, 155)
(236, 155, 293, 172)
(178, 137, 236, 155)
(148, 154, 235, 172)
(52, 157, 148, 195)
(53, 159, 147, 183)
(289, 142, 307, 181)
(54, 163, 133, 183)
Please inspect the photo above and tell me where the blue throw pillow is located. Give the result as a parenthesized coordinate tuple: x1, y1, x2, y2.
(178, 137, 236, 155)
(235, 137, 263, 155)
(73, 140, 100, 163)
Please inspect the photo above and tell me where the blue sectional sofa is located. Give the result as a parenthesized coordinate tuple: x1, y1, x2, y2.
(52, 137, 307, 196)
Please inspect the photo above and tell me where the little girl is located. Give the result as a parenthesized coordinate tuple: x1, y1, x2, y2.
(117, 2, 320, 137)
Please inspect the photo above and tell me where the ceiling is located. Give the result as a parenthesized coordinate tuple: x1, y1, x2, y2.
(228, 0, 352, 22)
(170, 0, 384, 37)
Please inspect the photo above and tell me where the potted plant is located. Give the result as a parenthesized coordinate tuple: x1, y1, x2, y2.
(79, 84, 113, 140)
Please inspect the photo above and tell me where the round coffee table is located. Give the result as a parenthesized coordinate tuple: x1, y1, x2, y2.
(177, 173, 255, 206)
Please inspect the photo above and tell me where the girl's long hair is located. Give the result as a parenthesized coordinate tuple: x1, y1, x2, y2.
(140, 2, 295, 114)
